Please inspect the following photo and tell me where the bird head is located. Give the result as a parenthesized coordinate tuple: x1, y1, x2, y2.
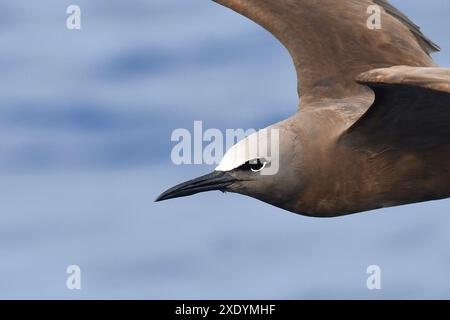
(156, 121, 302, 208)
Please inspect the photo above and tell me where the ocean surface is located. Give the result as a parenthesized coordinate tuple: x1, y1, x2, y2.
(1, 0, 450, 299)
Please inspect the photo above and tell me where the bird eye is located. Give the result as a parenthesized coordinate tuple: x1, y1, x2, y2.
(236, 158, 269, 172)
(248, 159, 267, 172)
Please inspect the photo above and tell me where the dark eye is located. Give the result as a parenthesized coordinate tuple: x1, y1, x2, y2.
(239, 159, 267, 172)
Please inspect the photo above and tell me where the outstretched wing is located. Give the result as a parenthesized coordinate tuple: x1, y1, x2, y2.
(342, 66, 450, 150)
(213, 0, 437, 105)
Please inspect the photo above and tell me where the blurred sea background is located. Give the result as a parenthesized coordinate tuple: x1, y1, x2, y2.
(1, 0, 450, 299)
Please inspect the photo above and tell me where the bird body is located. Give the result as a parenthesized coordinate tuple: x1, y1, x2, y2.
(279, 106, 450, 217)
(157, 0, 450, 217)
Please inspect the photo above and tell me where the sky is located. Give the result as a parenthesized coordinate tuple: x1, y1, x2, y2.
(0, 0, 450, 299)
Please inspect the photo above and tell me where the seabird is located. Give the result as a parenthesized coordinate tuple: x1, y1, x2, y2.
(156, 0, 450, 217)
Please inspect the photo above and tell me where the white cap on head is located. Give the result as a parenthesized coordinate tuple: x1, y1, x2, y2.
(215, 128, 279, 174)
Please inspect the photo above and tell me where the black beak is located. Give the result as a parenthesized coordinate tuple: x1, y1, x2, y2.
(155, 171, 236, 202)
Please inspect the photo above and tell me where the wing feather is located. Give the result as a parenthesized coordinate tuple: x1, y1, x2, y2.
(343, 66, 450, 150)
(213, 0, 437, 106)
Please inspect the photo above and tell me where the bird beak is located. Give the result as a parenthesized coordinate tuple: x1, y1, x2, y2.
(155, 171, 236, 202)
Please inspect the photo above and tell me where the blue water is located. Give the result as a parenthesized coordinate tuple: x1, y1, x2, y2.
(1, 0, 450, 299)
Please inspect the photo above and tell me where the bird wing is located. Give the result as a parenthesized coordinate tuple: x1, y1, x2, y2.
(372, 0, 440, 54)
(341, 66, 450, 150)
(213, 0, 437, 106)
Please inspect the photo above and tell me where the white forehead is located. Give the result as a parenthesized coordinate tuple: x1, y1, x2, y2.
(215, 129, 275, 172)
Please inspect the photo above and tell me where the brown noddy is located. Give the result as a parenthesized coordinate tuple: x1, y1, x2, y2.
(156, 0, 450, 217)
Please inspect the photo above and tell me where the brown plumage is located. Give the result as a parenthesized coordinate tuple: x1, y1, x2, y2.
(156, 0, 450, 217)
